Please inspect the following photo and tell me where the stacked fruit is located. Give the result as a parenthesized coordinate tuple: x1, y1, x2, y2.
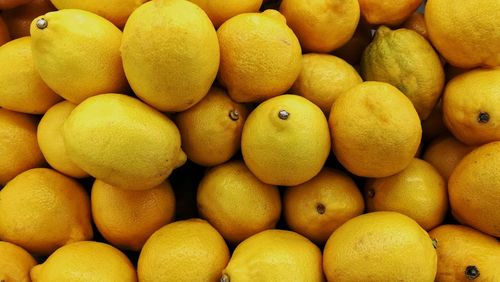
(0, 0, 499, 281)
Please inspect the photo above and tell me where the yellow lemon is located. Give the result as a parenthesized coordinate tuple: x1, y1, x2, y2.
(329, 81, 422, 177)
(50, 0, 148, 28)
(242, 94, 331, 186)
(37, 101, 89, 178)
(0, 241, 37, 282)
(429, 224, 500, 282)
(138, 219, 230, 282)
(188, 0, 263, 27)
(121, 0, 219, 112)
(290, 53, 362, 114)
(217, 10, 302, 103)
(30, 9, 127, 104)
(423, 135, 476, 181)
(425, 0, 500, 68)
(197, 160, 281, 244)
(358, 0, 423, 26)
(448, 141, 500, 237)
(222, 229, 323, 281)
(175, 87, 248, 167)
(279, 0, 360, 52)
(284, 168, 364, 245)
(365, 158, 448, 230)
(0, 37, 61, 114)
(442, 68, 500, 146)
(30, 241, 136, 282)
(91, 179, 176, 251)
(0, 168, 93, 255)
(63, 94, 186, 190)
(0, 108, 45, 185)
(323, 211, 437, 281)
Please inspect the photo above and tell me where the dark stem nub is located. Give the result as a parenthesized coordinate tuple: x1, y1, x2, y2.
(478, 112, 490, 123)
(220, 273, 230, 282)
(229, 109, 240, 121)
(316, 203, 326, 214)
(465, 265, 480, 280)
(432, 238, 438, 249)
(367, 189, 375, 198)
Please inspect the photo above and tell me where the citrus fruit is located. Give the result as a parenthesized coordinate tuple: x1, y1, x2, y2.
(284, 168, 364, 245)
(197, 160, 281, 244)
(92, 179, 175, 251)
(175, 87, 248, 167)
(290, 53, 362, 114)
(402, 12, 428, 39)
(30, 241, 136, 282)
(0, 168, 93, 255)
(361, 26, 445, 120)
(425, 0, 500, 68)
(188, 0, 263, 27)
(37, 101, 89, 178)
(121, 0, 219, 112)
(358, 0, 423, 26)
(138, 219, 230, 282)
(423, 135, 476, 181)
(222, 229, 324, 282)
(30, 9, 127, 104)
(0, 241, 37, 282)
(217, 9, 302, 103)
(429, 224, 500, 282)
(365, 158, 448, 230)
(0, 37, 61, 114)
(0, 108, 45, 185)
(329, 81, 422, 177)
(323, 211, 437, 281)
(442, 68, 500, 146)
(241, 94, 330, 186)
(448, 141, 500, 237)
(63, 94, 186, 190)
(50, 0, 148, 28)
(279, 0, 359, 52)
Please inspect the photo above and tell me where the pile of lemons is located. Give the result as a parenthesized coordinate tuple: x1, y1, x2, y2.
(0, 0, 499, 281)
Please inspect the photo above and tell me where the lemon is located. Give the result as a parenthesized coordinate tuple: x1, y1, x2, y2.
(49, 0, 148, 28)
(121, 0, 219, 112)
(365, 158, 448, 230)
(63, 94, 186, 190)
(290, 53, 362, 114)
(0, 37, 61, 114)
(30, 9, 127, 104)
(0, 241, 37, 282)
(197, 160, 281, 244)
(284, 168, 364, 244)
(30, 241, 136, 282)
(222, 229, 323, 281)
(188, 0, 263, 27)
(0, 108, 45, 185)
(0, 168, 93, 255)
(91, 179, 176, 251)
(138, 219, 230, 282)
(329, 81, 422, 177)
(175, 87, 248, 167)
(241, 94, 330, 186)
(323, 211, 437, 281)
(217, 10, 302, 103)
(279, 0, 360, 52)
(37, 101, 89, 178)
